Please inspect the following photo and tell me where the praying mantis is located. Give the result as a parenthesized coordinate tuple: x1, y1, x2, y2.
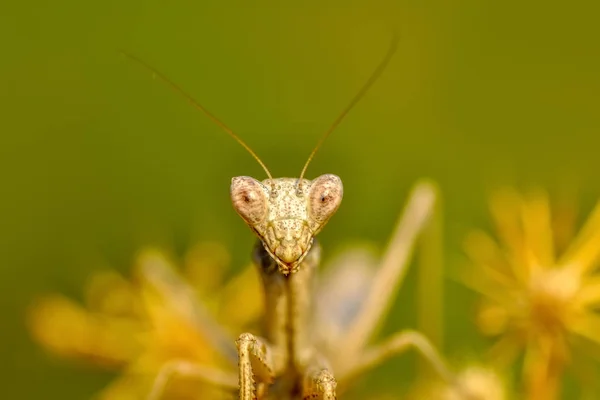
(124, 35, 462, 400)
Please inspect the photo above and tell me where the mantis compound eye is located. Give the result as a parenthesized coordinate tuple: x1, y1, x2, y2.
(231, 176, 269, 225)
(308, 174, 343, 231)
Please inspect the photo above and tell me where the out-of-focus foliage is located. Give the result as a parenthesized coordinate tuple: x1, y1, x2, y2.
(1, 0, 599, 398)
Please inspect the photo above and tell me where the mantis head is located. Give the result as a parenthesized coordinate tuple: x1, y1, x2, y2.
(231, 175, 343, 275)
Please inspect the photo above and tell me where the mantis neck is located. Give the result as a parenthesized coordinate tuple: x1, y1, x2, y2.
(253, 239, 320, 370)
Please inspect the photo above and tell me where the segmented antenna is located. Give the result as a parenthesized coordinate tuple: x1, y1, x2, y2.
(121, 51, 273, 181)
(297, 34, 399, 183)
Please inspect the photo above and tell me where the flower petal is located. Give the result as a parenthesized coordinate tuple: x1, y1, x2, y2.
(216, 263, 262, 329)
(184, 241, 231, 295)
(573, 275, 600, 309)
(570, 312, 600, 345)
(27, 294, 141, 368)
(521, 190, 555, 269)
(463, 230, 514, 285)
(560, 201, 600, 275)
(486, 331, 522, 368)
(489, 188, 529, 284)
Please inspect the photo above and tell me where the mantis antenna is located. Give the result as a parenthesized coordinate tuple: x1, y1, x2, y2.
(297, 34, 399, 184)
(121, 51, 274, 181)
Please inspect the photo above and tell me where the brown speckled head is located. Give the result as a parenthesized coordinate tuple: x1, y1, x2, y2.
(231, 174, 343, 275)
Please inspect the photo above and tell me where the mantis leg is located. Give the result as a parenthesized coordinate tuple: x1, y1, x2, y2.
(337, 330, 454, 385)
(146, 360, 238, 400)
(236, 332, 285, 400)
(302, 354, 337, 400)
(340, 181, 439, 357)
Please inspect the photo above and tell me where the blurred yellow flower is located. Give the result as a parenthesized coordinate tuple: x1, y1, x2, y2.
(409, 365, 507, 400)
(27, 242, 261, 399)
(463, 187, 600, 399)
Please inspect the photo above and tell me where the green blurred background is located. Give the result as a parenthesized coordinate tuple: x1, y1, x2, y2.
(1, 0, 599, 398)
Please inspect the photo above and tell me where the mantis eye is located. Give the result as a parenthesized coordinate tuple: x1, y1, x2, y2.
(231, 176, 268, 225)
(308, 174, 343, 226)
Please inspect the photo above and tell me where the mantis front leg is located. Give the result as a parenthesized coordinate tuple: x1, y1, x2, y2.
(302, 353, 337, 400)
(236, 333, 286, 400)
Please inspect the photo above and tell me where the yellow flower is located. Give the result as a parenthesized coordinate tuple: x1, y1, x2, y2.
(462, 187, 600, 399)
(27, 241, 261, 399)
(409, 365, 508, 400)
